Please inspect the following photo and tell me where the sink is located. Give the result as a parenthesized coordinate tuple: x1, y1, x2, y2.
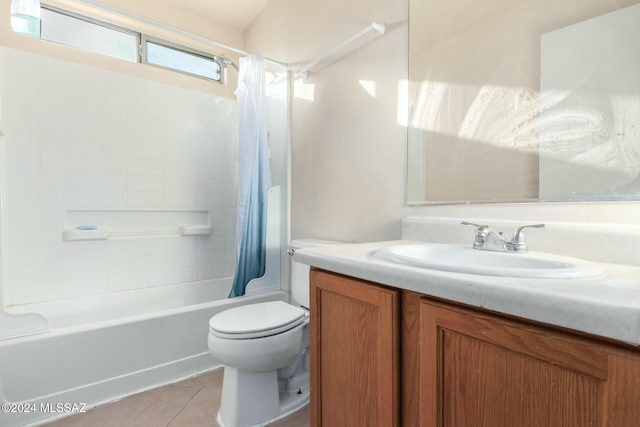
(373, 243, 603, 279)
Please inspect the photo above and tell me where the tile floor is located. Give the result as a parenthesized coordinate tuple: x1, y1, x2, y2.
(42, 369, 310, 427)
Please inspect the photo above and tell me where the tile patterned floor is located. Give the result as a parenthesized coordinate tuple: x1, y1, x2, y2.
(42, 369, 309, 427)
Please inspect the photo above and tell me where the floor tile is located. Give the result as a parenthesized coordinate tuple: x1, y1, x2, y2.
(270, 404, 310, 427)
(69, 385, 198, 427)
(168, 387, 222, 427)
(40, 368, 310, 427)
(39, 412, 86, 427)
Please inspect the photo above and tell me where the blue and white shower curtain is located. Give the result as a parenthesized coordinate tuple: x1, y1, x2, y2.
(229, 54, 272, 298)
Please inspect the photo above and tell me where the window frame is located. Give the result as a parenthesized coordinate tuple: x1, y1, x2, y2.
(38, 4, 225, 84)
(141, 35, 224, 84)
(41, 4, 141, 62)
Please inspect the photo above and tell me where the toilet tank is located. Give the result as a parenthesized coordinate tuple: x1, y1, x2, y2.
(290, 239, 345, 308)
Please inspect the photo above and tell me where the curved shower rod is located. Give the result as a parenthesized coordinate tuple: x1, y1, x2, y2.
(295, 22, 386, 80)
(64, 1, 385, 77)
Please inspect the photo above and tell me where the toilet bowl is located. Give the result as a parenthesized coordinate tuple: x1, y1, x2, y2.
(208, 239, 342, 427)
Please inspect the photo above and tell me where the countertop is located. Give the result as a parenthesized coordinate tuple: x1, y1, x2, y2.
(294, 240, 640, 346)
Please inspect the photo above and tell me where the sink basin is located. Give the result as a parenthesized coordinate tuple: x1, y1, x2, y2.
(373, 243, 603, 279)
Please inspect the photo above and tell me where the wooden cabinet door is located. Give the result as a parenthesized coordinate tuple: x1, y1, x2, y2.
(420, 300, 640, 427)
(310, 270, 399, 427)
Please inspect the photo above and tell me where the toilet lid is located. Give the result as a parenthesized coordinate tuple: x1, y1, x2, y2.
(209, 301, 306, 339)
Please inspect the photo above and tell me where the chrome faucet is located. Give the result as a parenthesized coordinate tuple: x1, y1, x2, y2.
(461, 222, 545, 253)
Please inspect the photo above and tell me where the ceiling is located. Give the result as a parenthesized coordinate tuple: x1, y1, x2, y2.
(177, 0, 272, 30)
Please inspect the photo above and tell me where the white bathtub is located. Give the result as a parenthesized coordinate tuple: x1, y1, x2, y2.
(0, 279, 288, 427)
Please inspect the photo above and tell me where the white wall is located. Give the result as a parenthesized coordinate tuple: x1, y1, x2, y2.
(0, 47, 238, 305)
(246, 0, 409, 243)
(246, 0, 640, 245)
(0, 1, 296, 307)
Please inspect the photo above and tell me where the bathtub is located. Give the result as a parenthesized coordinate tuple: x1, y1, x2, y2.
(0, 279, 288, 427)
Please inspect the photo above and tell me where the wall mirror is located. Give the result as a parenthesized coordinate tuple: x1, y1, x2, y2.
(408, 0, 640, 204)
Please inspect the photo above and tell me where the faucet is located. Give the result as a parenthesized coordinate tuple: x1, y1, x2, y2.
(461, 222, 545, 253)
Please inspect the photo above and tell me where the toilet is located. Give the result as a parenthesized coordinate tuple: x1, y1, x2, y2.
(208, 239, 341, 427)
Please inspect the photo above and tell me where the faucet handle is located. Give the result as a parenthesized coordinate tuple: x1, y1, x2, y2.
(461, 221, 491, 249)
(461, 221, 490, 232)
(509, 224, 545, 252)
(511, 223, 545, 242)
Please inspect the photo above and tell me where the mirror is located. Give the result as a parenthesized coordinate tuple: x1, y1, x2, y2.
(408, 0, 640, 204)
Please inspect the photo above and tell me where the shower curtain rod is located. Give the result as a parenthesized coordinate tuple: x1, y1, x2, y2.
(296, 22, 386, 79)
(70, 0, 289, 69)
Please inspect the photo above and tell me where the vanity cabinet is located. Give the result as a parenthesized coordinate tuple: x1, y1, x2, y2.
(310, 269, 640, 427)
(309, 269, 399, 427)
(419, 299, 640, 426)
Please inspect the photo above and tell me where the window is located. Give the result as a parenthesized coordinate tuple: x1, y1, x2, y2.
(36, 6, 222, 82)
(143, 37, 222, 82)
(41, 7, 138, 62)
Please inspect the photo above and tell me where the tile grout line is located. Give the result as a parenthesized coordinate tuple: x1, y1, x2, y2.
(69, 413, 87, 426)
(165, 386, 203, 426)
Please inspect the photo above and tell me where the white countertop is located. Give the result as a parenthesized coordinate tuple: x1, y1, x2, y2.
(294, 240, 640, 346)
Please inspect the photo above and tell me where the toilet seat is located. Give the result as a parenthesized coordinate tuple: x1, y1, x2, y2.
(209, 301, 306, 339)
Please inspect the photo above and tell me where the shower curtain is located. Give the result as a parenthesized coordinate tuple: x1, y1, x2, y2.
(229, 54, 272, 298)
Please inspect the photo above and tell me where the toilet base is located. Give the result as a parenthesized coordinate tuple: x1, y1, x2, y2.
(217, 367, 309, 427)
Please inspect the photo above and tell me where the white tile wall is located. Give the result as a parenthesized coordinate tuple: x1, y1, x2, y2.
(0, 47, 238, 305)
